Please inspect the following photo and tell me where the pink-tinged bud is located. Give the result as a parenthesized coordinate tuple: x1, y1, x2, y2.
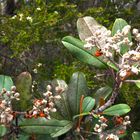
(11, 86, 16, 91)
(14, 92, 20, 98)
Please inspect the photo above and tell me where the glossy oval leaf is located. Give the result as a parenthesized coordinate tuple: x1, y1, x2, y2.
(14, 72, 32, 111)
(0, 75, 13, 92)
(62, 36, 107, 69)
(93, 86, 113, 107)
(19, 118, 72, 137)
(77, 16, 108, 41)
(132, 132, 140, 140)
(103, 104, 131, 116)
(67, 72, 88, 116)
(112, 18, 132, 54)
(51, 79, 71, 120)
(82, 96, 95, 113)
(0, 125, 7, 137)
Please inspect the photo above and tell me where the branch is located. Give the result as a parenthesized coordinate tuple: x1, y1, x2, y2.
(92, 79, 121, 114)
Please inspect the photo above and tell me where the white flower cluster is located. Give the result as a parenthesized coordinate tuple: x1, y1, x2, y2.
(11, 13, 33, 23)
(119, 48, 140, 79)
(94, 115, 130, 140)
(133, 28, 140, 41)
(94, 116, 108, 133)
(26, 85, 61, 119)
(84, 24, 140, 80)
(122, 116, 131, 126)
(0, 86, 20, 124)
(84, 25, 132, 58)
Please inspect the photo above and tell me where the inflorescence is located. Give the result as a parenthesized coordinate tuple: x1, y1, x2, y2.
(94, 115, 131, 140)
(0, 86, 20, 124)
(84, 25, 140, 80)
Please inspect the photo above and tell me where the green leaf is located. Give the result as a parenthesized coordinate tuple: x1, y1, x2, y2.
(51, 79, 71, 120)
(82, 96, 95, 112)
(0, 75, 13, 92)
(103, 104, 131, 116)
(77, 16, 108, 41)
(62, 36, 107, 69)
(0, 125, 7, 137)
(93, 86, 112, 106)
(15, 134, 30, 140)
(112, 18, 132, 54)
(14, 72, 32, 111)
(67, 72, 88, 116)
(107, 61, 119, 71)
(135, 80, 140, 88)
(19, 118, 72, 137)
(132, 132, 140, 140)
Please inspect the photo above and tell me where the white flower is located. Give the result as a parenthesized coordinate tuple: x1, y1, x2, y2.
(124, 116, 130, 120)
(19, 14, 23, 21)
(50, 108, 57, 112)
(136, 33, 140, 41)
(33, 69, 38, 73)
(47, 85, 52, 91)
(42, 99, 47, 104)
(101, 123, 108, 128)
(32, 110, 38, 115)
(119, 70, 127, 77)
(11, 15, 17, 19)
(14, 92, 20, 98)
(122, 25, 131, 36)
(84, 43, 92, 50)
(26, 16, 33, 22)
(36, 7, 41, 11)
(37, 63, 42, 67)
(132, 28, 139, 35)
(105, 51, 112, 57)
(94, 124, 102, 133)
(123, 65, 130, 70)
(106, 133, 119, 140)
(131, 66, 139, 74)
(54, 95, 61, 99)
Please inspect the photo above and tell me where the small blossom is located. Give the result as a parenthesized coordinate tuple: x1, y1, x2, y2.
(36, 7, 41, 11)
(119, 70, 127, 78)
(106, 133, 119, 140)
(50, 108, 57, 112)
(14, 92, 20, 98)
(19, 13, 23, 21)
(84, 43, 92, 50)
(26, 16, 33, 22)
(133, 28, 139, 35)
(33, 69, 38, 74)
(122, 25, 131, 36)
(47, 85, 52, 91)
(131, 66, 139, 74)
(11, 86, 16, 91)
(11, 15, 17, 19)
(54, 95, 61, 99)
(37, 63, 42, 67)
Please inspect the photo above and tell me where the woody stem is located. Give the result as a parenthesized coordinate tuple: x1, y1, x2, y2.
(92, 76, 121, 114)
